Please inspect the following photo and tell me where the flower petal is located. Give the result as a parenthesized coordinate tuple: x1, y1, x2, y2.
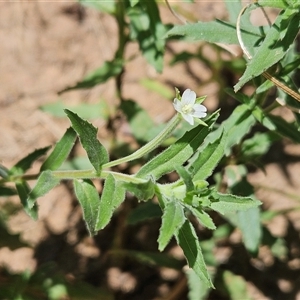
(181, 89, 196, 105)
(173, 98, 182, 112)
(182, 113, 194, 125)
(192, 104, 207, 118)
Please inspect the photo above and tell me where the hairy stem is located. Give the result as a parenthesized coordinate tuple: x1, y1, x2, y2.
(103, 113, 182, 169)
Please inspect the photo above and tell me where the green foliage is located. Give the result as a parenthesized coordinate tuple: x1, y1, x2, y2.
(234, 7, 300, 91)
(158, 197, 186, 251)
(95, 174, 126, 230)
(65, 109, 109, 174)
(40, 127, 77, 171)
(60, 60, 124, 92)
(127, 0, 166, 72)
(175, 220, 213, 288)
(1, 0, 300, 297)
(41, 101, 110, 120)
(74, 179, 100, 236)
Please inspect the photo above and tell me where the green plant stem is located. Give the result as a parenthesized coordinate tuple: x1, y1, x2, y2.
(1, 169, 147, 185)
(103, 113, 182, 169)
(115, 0, 127, 101)
(1, 114, 182, 185)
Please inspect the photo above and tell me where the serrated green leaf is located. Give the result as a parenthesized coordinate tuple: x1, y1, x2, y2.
(74, 179, 100, 236)
(59, 59, 123, 93)
(10, 147, 50, 175)
(65, 109, 109, 173)
(127, 201, 162, 225)
(176, 165, 194, 193)
(234, 9, 300, 91)
(16, 181, 38, 220)
(189, 130, 227, 181)
(95, 174, 126, 230)
(122, 177, 155, 201)
(166, 19, 261, 46)
(40, 127, 77, 171)
(158, 198, 186, 251)
(27, 171, 60, 210)
(210, 190, 261, 215)
(136, 112, 219, 180)
(175, 221, 213, 288)
(185, 205, 216, 230)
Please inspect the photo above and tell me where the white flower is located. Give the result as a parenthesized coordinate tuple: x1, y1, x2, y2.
(173, 89, 207, 125)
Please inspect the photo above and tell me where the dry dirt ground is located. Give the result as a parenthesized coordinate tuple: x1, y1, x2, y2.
(1, 1, 300, 300)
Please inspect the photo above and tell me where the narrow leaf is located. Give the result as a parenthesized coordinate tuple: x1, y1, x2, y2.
(0, 186, 17, 196)
(189, 130, 227, 181)
(59, 59, 123, 93)
(16, 181, 38, 220)
(166, 20, 260, 46)
(198, 104, 256, 157)
(267, 115, 300, 143)
(158, 198, 186, 251)
(40, 127, 77, 171)
(10, 147, 50, 175)
(210, 190, 261, 215)
(185, 205, 216, 230)
(74, 179, 100, 236)
(136, 112, 219, 180)
(27, 171, 60, 210)
(95, 174, 126, 230)
(175, 221, 213, 288)
(65, 109, 109, 173)
(0, 221, 28, 250)
(128, 1, 165, 72)
(122, 177, 155, 201)
(257, 0, 293, 9)
(41, 101, 110, 120)
(237, 207, 262, 254)
(176, 165, 194, 193)
(127, 201, 162, 225)
(234, 9, 300, 91)
(117, 250, 184, 270)
(140, 78, 173, 99)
